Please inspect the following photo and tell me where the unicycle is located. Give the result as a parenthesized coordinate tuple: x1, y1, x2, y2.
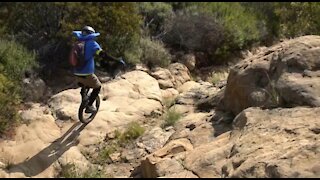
(78, 84, 100, 124)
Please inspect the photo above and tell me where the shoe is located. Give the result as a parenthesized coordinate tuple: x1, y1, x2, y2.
(85, 105, 96, 113)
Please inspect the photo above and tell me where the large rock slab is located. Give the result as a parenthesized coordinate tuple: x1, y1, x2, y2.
(222, 35, 320, 115)
(0, 104, 62, 177)
(139, 106, 320, 178)
(223, 107, 320, 178)
(0, 70, 165, 178)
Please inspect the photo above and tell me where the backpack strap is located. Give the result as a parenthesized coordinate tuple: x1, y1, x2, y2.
(83, 41, 87, 60)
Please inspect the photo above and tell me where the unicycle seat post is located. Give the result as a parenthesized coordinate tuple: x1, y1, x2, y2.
(78, 83, 90, 106)
(80, 87, 89, 97)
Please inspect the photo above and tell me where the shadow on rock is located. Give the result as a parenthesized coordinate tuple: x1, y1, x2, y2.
(209, 110, 234, 137)
(8, 121, 89, 177)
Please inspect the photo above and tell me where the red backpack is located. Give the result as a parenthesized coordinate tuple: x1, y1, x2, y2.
(69, 41, 86, 67)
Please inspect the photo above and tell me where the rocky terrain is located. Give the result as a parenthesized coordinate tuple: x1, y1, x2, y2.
(0, 35, 319, 178)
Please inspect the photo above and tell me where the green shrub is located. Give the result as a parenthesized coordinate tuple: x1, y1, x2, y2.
(0, 39, 36, 81)
(140, 37, 172, 68)
(241, 2, 280, 44)
(1, 2, 142, 70)
(60, 2, 142, 65)
(108, 122, 146, 147)
(161, 108, 182, 128)
(59, 163, 109, 178)
(163, 10, 224, 56)
(164, 2, 262, 65)
(138, 2, 174, 37)
(209, 70, 228, 85)
(120, 122, 145, 143)
(203, 2, 261, 62)
(0, 74, 20, 135)
(123, 45, 143, 65)
(0, 39, 36, 136)
(97, 144, 119, 164)
(274, 2, 320, 38)
(210, 3, 260, 47)
(93, 122, 145, 164)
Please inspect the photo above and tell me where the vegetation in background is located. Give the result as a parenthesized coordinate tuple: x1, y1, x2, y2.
(241, 2, 280, 45)
(273, 2, 320, 38)
(209, 70, 229, 85)
(139, 37, 172, 68)
(165, 2, 261, 65)
(0, 39, 36, 80)
(0, 2, 142, 71)
(2, 2, 320, 69)
(163, 9, 224, 58)
(0, 39, 36, 136)
(0, 74, 19, 135)
(138, 2, 174, 39)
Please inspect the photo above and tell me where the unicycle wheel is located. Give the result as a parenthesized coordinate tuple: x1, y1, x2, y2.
(78, 95, 100, 124)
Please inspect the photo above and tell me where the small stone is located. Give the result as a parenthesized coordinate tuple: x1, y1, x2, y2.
(136, 142, 145, 149)
(44, 108, 51, 115)
(106, 131, 116, 140)
(0, 162, 5, 169)
(165, 126, 174, 131)
(109, 152, 121, 162)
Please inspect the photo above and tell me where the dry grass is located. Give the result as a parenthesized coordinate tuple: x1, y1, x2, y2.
(208, 70, 229, 85)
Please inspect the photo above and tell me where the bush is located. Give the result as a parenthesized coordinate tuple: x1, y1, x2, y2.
(208, 70, 228, 85)
(164, 10, 224, 55)
(1, 2, 142, 73)
(0, 39, 36, 81)
(59, 163, 109, 178)
(241, 2, 280, 44)
(0, 74, 20, 135)
(161, 108, 182, 128)
(273, 2, 320, 38)
(209, 3, 260, 48)
(138, 2, 174, 38)
(0, 39, 36, 136)
(139, 37, 172, 68)
(61, 2, 142, 63)
(163, 2, 262, 66)
(201, 3, 261, 62)
(119, 121, 145, 143)
(0, 2, 67, 73)
(95, 144, 119, 164)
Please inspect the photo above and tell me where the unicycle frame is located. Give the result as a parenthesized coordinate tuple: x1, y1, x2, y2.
(78, 84, 100, 124)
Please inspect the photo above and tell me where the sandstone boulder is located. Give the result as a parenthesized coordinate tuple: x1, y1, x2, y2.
(22, 77, 51, 102)
(168, 63, 191, 88)
(151, 67, 175, 89)
(221, 35, 320, 115)
(0, 70, 166, 178)
(161, 88, 179, 100)
(139, 106, 320, 178)
(223, 107, 320, 178)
